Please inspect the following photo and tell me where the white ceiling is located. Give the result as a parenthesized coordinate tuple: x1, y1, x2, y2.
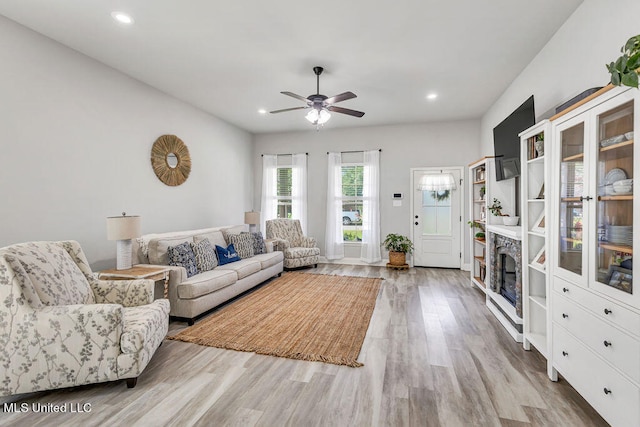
(0, 0, 583, 134)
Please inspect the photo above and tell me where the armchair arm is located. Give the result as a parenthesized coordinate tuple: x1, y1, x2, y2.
(271, 238, 290, 252)
(299, 236, 317, 248)
(2, 304, 124, 394)
(90, 279, 154, 307)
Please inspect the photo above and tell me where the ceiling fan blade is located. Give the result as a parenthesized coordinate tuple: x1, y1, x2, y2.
(327, 105, 365, 118)
(325, 91, 357, 104)
(281, 91, 310, 103)
(270, 106, 310, 114)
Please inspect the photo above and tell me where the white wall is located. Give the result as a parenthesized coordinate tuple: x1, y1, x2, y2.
(481, 0, 640, 155)
(0, 16, 253, 269)
(253, 120, 481, 263)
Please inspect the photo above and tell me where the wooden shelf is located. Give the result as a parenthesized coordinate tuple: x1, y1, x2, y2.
(561, 197, 582, 202)
(527, 156, 545, 164)
(562, 153, 584, 162)
(474, 238, 486, 245)
(474, 256, 486, 266)
(600, 139, 633, 152)
(473, 180, 486, 185)
(550, 84, 614, 121)
(599, 195, 633, 201)
(474, 199, 486, 203)
(527, 198, 545, 203)
(599, 242, 633, 253)
(529, 295, 547, 310)
(562, 237, 582, 244)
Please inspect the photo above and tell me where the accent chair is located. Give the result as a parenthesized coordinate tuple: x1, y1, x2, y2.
(266, 219, 320, 269)
(0, 240, 170, 396)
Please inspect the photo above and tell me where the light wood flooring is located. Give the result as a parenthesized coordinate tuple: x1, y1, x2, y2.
(1, 265, 607, 426)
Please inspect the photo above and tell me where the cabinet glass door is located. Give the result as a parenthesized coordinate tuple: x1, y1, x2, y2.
(595, 101, 634, 294)
(558, 122, 585, 277)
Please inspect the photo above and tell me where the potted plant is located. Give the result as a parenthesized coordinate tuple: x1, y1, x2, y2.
(382, 233, 414, 266)
(479, 185, 486, 201)
(606, 34, 640, 88)
(468, 220, 486, 240)
(488, 198, 505, 217)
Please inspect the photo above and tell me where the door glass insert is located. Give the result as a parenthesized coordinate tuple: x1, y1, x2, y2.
(422, 190, 452, 235)
(596, 101, 634, 293)
(558, 122, 585, 275)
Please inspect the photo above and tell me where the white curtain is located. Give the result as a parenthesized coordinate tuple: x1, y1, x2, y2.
(360, 150, 381, 263)
(260, 154, 278, 233)
(291, 153, 308, 234)
(325, 152, 344, 260)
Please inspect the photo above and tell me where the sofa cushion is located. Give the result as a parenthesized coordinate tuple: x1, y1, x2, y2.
(120, 300, 171, 354)
(177, 269, 237, 299)
(215, 244, 241, 266)
(190, 238, 218, 272)
(241, 231, 266, 255)
(216, 258, 262, 280)
(252, 251, 284, 269)
(221, 225, 247, 244)
(285, 246, 321, 259)
(4, 241, 95, 306)
(227, 233, 255, 259)
(167, 242, 198, 278)
(193, 231, 227, 249)
(148, 236, 193, 265)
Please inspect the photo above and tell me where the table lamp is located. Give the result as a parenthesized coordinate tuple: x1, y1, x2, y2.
(244, 211, 260, 233)
(107, 212, 141, 270)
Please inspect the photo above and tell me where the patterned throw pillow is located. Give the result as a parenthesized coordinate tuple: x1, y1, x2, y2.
(190, 238, 218, 272)
(228, 233, 255, 259)
(167, 242, 198, 278)
(215, 244, 241, 265)
(241, 231, 266, 255)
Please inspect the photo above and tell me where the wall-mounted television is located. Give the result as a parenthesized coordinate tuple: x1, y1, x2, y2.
(493, 95, 535, 181)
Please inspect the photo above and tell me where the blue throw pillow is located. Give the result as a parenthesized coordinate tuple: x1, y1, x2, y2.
(167, 242, 199, 278)
(215, 244, 241, 265)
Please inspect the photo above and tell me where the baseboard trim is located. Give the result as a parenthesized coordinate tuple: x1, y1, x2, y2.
(461, 263, 471, 272)
(319, 256, 387, 267)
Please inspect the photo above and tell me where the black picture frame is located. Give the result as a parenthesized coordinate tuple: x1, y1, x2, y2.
(607, 265, 632, 293)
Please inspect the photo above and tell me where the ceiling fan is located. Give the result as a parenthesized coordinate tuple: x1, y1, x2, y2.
(270, 66, 365, 127)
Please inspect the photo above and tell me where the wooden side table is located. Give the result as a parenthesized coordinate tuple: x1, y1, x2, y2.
(98, 266, 171, 299)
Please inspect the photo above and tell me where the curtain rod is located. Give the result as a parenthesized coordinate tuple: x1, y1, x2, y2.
(326, 149, 382, 154)
(261, 153, 308, 157)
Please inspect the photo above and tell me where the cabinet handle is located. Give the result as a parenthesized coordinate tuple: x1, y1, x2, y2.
(415, 215, 419, 219)
(562, 287, 569, 293)
(562, 313, 569, 318)
(580, 196, 593, 201)
(562, 351, 568, 356)
(603, 388, 612, 395)
(604, 340, 612, 347)
(415, 222, 419, 226)
(604, 308, 612, 315)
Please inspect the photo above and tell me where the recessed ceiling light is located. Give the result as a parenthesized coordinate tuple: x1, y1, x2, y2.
(426, 93, 438, 100)
(111, 11, 134, 25)
(258, 109, 267, 114)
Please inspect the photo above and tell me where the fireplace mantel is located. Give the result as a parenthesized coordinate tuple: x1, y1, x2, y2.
(486, 224, 522, 240)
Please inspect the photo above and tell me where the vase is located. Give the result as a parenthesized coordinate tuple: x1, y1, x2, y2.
(388, 251, 406, 266)
(534, 140, 544, 157)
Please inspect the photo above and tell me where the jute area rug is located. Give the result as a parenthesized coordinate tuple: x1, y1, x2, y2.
(168, 272, 382, 367)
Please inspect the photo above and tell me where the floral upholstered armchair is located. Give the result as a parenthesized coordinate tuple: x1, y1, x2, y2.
(266, 219, 320, 269)
(0, 240, 170, 396)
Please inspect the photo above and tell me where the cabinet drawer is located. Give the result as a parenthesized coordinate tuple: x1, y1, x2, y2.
(552, 325, 640, 427)
(553, 293, 640, 383)
(553, 276, 640, 338)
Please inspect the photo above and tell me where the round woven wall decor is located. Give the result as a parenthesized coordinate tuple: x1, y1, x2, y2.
(150, 134, 191, 186)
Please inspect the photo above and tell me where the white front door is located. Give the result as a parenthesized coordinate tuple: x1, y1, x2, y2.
(412, 168, 463, 268)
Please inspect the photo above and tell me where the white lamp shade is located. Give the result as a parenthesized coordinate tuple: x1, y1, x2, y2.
(106, 215, 141, 240)
(244, 211, 261, 225)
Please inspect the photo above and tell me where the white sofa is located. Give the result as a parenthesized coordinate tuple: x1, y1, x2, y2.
(133, 225, 283, 324)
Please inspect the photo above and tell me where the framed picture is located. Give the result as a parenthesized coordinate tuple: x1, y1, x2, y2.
(607, 265, 632, 293)
(536, 183, 545, 199)
(531, 211, 545, 233)
(531, 246, 546, 270)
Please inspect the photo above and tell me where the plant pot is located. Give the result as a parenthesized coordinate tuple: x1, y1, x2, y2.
(388, 251, 406, 266)
(503, 216, 519, 226)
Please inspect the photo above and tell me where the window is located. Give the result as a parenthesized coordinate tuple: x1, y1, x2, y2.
(276, 167, 292, 219)
(341, 164, 364, 242)
(422, 190, 452, 235)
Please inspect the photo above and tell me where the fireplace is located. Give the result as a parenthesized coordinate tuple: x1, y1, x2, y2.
(489, 233, 522, 318)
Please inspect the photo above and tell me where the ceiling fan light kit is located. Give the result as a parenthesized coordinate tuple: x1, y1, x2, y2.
(270, 66, 365, 129)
